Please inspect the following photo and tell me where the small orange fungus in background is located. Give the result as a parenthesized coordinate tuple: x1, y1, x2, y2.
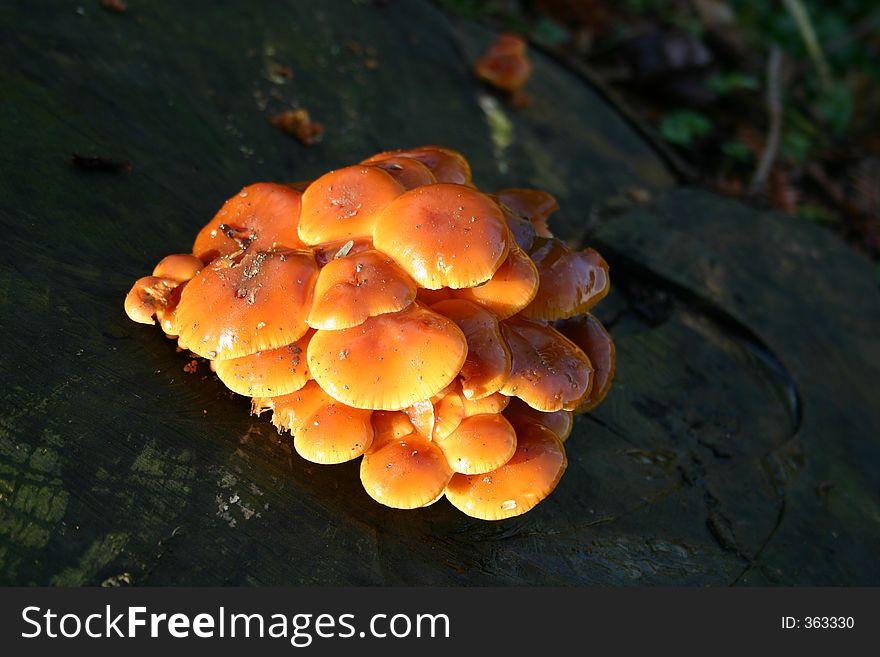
(474, 33, 533, 105)
(124, 145, 614, 520)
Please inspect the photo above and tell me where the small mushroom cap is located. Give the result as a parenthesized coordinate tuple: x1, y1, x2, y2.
(371, 410, 416, 441)
(451, 240, 539, 319)
(307, 249, 417, 330)
(436, 413, 517, 475)
(431, 298, 512, 400)
(504, 397, 573, 442)
(360, 430, 453, 509)
(362, 145, 472, 185)
(298, 165, 404, 245)
(431, 383, 466, 439)
(499, 316, 593, 412)
(373, 183, 510, 289)
(192, 183, 306, 262)
(307, 303, 468, 410)
(521, 240, 610, 321)
(213, 331, 312, 397)
(461, 390, 510, 416)
(367, 156, 437, 190)
(175, 249, 318, 360)
(474, 33, 533, 94)
(496, 188, 558, 239)
(124, 275, 178, 326)
(267, 380, 373, 464)
(556, 313, 616, 413)
(445, 420, 567, 520)
(152, 254, 204, 283)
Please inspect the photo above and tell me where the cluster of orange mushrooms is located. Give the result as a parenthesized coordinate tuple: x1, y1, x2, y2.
(125, 146, 614, 520)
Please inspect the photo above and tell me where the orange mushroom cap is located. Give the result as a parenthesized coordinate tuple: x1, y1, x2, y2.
(432, 383, 466, 440)
(298, 165, 404, 245)
(373, 183, 510, 289)
(371, 410, 416, 442)
(307, 249, 417, 330)
(307, 303, 468, 411)
(367, 156, 437, 190)
(461, 389, 510, 416)
(504, 397, 574, 442)
(263, 380, 374, 464)
(431, 298, 512, 400)
(213, 330, 312, 397)
(521, 240, 610, 321)
(175, 248, 318, 360)
(362, 145, 472, 186)
(474, 33, 533, 94)
(491, 194, 536, 252)
(192, 183, 306, 262)
(496, 188, 558, 239)
(451, 240, 539, 319)
(124, 275, 178, 326)
(445, 420, 566, 520)
(499, 316, 593, 412)
(436, 413, 517, 475)
(556, 313, 616, 413)
(124, 254, 203, 336)
(360, 431, 453, 509)
(152, 253, 204, 283)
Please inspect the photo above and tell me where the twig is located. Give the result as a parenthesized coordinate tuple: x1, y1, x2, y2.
(750, 46, 783, 195)
(781, 0, 832, 87)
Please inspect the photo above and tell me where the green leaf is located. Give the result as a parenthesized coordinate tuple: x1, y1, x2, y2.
(658, 110, 713, 146)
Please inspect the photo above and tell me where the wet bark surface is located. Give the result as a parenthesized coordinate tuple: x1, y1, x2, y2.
(0, 1, 877, 585)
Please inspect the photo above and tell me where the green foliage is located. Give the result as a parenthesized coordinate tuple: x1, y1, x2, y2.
(706, 71, 760, 95)
(530, 16, 570, 47)
(721, 140, 753, 164)
(659, 110, 712, 146)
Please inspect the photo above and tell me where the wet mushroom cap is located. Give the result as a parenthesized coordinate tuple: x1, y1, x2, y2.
(499, 316, 593, 412)
(362, 145, 472, 185)
(265, 380, 374, 464)
(152, 253, 204, 283)
(307, 249, 417, 330)
(431, 298, 512, 400)
(556, 313, 616, 413)
(445, 420, 567, 520)
(213, 331, 312, 397)
(496, 188, 558, 239)
(361, 431, 453, 509)
(371, 410, 416, 442)
(522, 240, 609, 321)
(436, 413, 517, 475)
(451, 240, 539, 319)
(504, 397, 574, 442)
(298, 165, 404, 245)
(373, 183, 510, 289)
(175, 249, 318, 360)
(367, 156, 437, 190)
(307, 303, 468, 411)
(431, 383, 466, 439)
(192, 183, 306, 262)
(124, 276, 177, 326)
